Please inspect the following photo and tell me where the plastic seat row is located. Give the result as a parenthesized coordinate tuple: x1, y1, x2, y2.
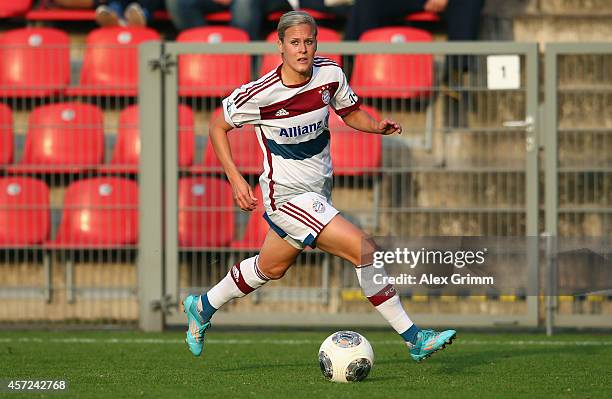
(0, 102, 381, 175)
(2, 2, 437, 22)
(23, 4, 335, 22)
(0, 26, 432, 99)
(0, 175, 256, 249)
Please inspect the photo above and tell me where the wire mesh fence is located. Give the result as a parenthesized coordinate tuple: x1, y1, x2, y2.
(545, 44, 612, 327)
(0, 32, 609, 329)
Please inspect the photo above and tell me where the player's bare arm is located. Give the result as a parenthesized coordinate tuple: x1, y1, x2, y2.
(209, 115, 258, 212)
(341, 109, 402, 135)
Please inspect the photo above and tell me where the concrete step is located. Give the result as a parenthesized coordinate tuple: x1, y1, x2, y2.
(558, 172, 612, 208)
(558, 54, 612, 87)
(387, 210, 527, 236)
(444, 130, 526, 169)
(558, 213, 611, 237)
(540, 0, 612, 14)
(514, 14, 612, 43)
(558, 92, 612, 129)
(410, 171, 526, 209)
(558, 130, 612, 168)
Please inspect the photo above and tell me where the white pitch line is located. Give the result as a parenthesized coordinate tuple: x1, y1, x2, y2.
(0, 337, 611, 346)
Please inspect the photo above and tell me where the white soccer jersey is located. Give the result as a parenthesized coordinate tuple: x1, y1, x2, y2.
(222, 56, 361, 214)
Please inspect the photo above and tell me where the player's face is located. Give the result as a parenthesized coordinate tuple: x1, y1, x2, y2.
(278, 24, 317, 76)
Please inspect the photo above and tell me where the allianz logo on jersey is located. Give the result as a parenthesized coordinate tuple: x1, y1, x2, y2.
(279, 120, 324, 137)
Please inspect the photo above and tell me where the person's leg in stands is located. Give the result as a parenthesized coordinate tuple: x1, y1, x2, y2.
(166, 0, 228, 31)
(231, 0, 291, 40)
(441, 0, 485, 127)
(345, 0, 424, 40)
(123, 0, 162, 26)
(95, 0, 126, 26)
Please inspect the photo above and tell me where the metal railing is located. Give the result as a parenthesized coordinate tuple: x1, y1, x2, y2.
(1, 37, 610, 332)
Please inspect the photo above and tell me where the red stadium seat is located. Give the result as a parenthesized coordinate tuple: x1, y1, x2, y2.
(178, 177, 234, 248)
(0, 104, 13, 166)
(231, 185, 267, 249)
(101, 104, 195, 173)
(11, 103, 104, 174)
(194, 107, 263, 175)
(0, 0, 31, 18)
(350, 27, 433, 99)
(405, 11, 440, 22)
(204, 10, 231, 22)
(0, 28, 70, 98)
(329, 105, 382, 175)
(0, 177, 49, 247)
(267, 8, 336, 22)
(67, 27, 160, 97)
(177, 27, 251, 97)
(259, 27, 342, 77)
(49, 177, 138, 248)
(26, 6, 228, 22)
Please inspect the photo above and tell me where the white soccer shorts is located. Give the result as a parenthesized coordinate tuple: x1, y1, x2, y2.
(263, 192, 339, 249)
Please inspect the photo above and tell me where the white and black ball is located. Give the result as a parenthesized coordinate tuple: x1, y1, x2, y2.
(318, 331, 374, 383)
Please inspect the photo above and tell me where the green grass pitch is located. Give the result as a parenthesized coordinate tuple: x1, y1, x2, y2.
(1, 330, 611, 398)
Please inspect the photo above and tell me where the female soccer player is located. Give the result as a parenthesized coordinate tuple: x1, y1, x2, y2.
(183, 10, 456, 362)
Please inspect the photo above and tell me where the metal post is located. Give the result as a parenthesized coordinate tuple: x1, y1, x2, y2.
(66, 258, 74, 304)
(544, 233, 558, 336)
(525, 43, 540, 327)
(544, 45, 559, 333)
(43, 251, 51, 303)
(163, 48, 180, 315)
(138, 41, 165, 332)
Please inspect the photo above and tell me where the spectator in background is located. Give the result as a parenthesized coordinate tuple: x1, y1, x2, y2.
(345, 0, 484, 128)
(52, 0, 98, 8)
(165, 0, 350, 39)
(345, 0, 484, 41)
(231, 0, 351, 40)
(480, 0, 528, 40)
(95, 0, 162, 27)
(165, 0, 231, 31)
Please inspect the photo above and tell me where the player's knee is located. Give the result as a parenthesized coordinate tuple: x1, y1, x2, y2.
(259, 262, 290, 280)
(347, 235, 378, 267)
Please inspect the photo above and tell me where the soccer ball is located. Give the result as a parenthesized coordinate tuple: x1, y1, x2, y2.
(318, 331, 374, 383)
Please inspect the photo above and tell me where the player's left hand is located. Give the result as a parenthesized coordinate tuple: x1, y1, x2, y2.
(378, 119, 402, 135)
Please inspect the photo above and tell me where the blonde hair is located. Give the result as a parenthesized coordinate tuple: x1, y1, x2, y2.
(277, 11, 318, 42)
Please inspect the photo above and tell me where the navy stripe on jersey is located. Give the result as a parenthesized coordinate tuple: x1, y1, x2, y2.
(266, 130, 330, 160)
(259, 82, 339, 120)
(258, 126, 277, 210)
(263, 212, 287, 237)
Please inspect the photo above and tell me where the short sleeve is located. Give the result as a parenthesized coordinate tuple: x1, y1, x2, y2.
(331, 69, 361, 117)
(222, 85, 262, 128)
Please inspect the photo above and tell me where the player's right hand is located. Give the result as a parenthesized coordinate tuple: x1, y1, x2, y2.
(230, 176, 258, 211)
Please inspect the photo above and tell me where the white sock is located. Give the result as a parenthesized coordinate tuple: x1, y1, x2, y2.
(356, 263, 414, 334)
(204, 255, 269, 310)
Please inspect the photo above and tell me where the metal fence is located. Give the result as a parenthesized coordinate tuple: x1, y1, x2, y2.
(544, 43, 612, 329)
(150, 40, 540, 330)
(0, 30, 610, 331)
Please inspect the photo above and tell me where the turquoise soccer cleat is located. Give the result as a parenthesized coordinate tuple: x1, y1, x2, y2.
(183, 295, 211, 357)
(409, 329, 457, 362)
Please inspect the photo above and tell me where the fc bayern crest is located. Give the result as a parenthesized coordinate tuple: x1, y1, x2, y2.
(312, 199, 326, 213)
(321, 89, 331, 105)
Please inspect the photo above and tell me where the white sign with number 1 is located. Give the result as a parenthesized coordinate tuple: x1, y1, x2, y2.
(487, 55, 521, 90)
